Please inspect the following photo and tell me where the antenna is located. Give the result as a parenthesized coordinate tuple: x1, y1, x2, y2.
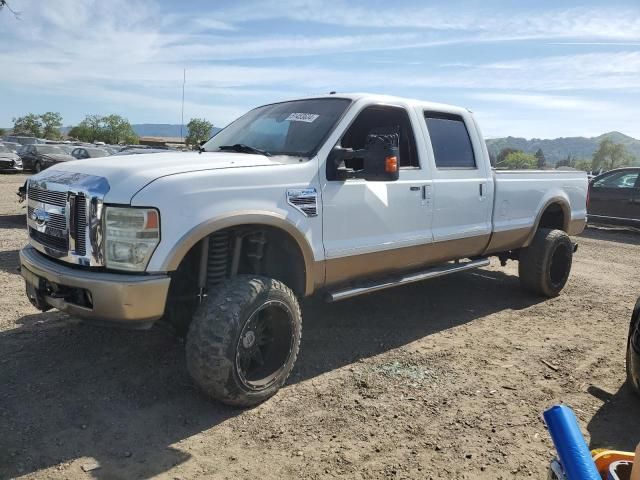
(180, 68, 186, 142)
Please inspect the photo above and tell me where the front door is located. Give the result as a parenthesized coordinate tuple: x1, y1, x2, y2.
(321, 104, 433, 284)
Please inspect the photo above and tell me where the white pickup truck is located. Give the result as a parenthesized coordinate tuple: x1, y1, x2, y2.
(20, 93, 587, 406)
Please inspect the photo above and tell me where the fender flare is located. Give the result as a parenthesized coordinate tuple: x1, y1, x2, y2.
(160, 211, 320, 296)
(523, 196, 571, 247)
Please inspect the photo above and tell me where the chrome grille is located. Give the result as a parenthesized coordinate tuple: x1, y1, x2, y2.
(26, 171, 109, 267)
(28, 186, 67, 206)
(75, 193, 87, 256)
(29, 228, 68, 251)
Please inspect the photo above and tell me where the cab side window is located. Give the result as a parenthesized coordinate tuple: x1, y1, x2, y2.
(424, 112, 476, 169)
(340, 106, 419, 168)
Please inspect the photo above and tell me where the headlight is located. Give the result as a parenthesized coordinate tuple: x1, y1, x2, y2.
(104, 206, 160, 271)
(15, 159, 22, 167)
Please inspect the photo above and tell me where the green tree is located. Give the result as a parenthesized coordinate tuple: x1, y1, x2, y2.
(556, 154, 574, 168)
(574, 160, 593, 172)
(185, 118, 214, 147)
(69, 114, 138, 144)
(534, 148, 546, 169)
(68, 124, 93, 142)
(592, 139, 634, 172)
(40, 112, 63, 140)
(501, 151, 537, 170)
(0, 128, 5, 137)
(12, 113, 43, 137)
(101, 114, 138, 144)
(497, 148, 519, 166)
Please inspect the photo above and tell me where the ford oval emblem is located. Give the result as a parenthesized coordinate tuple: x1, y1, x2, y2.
(31, 208, 49, 226)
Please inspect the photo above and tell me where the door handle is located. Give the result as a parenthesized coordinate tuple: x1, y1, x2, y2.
(479, 183, 483, 196)
(409, 186, 420, 191)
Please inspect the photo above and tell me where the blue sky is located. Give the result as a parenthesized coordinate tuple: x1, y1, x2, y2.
(1, 0, 639, 138)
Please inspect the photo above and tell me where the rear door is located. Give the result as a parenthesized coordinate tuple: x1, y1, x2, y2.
(419, 111, 493, 255)
(589, 170, 639, 221)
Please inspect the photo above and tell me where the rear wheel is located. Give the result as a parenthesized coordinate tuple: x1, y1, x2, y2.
(186, 275, 301, 407)
(34, 161, 42, 173)
(626, 298, 640, 396)
(518, 228, 573, 297)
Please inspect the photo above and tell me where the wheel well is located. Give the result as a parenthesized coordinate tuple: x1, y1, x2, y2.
(166, 225, 307, 321)
(538, 203, 566, 232)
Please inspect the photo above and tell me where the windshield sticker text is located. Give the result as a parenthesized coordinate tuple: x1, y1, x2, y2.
(286, 113, 319, 123)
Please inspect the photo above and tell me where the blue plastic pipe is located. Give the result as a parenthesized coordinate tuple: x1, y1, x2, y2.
(543, 404, 601, 480)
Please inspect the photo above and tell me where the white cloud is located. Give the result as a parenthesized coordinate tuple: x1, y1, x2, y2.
(1, 0, 640, 137)
(465, 93, 613, 112)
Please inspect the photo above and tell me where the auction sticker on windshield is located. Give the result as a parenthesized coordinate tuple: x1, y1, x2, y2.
(286, 113, 319, 123)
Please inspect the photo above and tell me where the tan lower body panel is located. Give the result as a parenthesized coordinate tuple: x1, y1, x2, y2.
(482, 227, 531, 256)
(324, 235, 490, 288)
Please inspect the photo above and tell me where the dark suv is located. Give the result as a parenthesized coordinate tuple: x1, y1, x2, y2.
(588, 167, 640, 227)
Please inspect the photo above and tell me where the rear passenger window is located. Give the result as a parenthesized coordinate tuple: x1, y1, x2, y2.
(424, 112, 476, 168)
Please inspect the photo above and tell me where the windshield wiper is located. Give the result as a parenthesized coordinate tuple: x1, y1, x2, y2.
(218, 144, 271, 157)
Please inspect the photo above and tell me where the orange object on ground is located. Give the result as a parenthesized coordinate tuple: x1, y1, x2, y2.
(591, 450, 636, 479)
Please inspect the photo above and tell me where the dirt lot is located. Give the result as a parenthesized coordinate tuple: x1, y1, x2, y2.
(1, 173, 639, 480)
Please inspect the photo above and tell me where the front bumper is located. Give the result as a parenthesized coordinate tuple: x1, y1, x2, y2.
(20, 245, 170, 325)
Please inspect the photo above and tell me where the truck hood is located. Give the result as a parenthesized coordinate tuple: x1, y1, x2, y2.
(41, 151, 285, 203)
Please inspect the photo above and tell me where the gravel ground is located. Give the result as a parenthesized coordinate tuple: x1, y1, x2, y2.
(1, 173, 639, 480)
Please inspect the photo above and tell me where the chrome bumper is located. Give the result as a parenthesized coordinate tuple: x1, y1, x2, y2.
(19, 245, 170, 325)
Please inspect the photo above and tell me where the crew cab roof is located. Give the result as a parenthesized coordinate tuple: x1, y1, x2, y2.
(278, 92, 471, 116)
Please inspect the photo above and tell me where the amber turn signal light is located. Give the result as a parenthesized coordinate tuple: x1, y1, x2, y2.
(385, 155, 398, 173)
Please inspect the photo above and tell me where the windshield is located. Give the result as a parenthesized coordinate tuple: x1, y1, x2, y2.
(36, 145, 64, 155)
(0, 145, 11, 153)
(203, 98, 351, 157)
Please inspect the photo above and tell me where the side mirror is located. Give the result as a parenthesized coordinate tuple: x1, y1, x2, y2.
(328, 134, 400, 182)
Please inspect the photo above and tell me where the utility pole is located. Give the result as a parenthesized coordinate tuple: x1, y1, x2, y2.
(180, 68, 186, 141)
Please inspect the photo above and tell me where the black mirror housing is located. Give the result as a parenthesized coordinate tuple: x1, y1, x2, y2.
(328, 134, 400, 182)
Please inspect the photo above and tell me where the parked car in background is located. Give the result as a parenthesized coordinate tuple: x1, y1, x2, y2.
(56, 145, 76, 155)
(0, 144, 23, 172)
(102, 145, 123, 155)
(71, 146, 110, 159)
(627, 296, 640, 396)
(3, 135, 44, 146)
(1, 141, 22, 152)
(112, 147, 173, 156)
(18, 144, 75, 172)
(588, 167, 640, 227)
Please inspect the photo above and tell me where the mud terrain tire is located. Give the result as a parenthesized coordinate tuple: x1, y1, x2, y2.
(518, 228, 573, 297)
(186, 275, 301, 407)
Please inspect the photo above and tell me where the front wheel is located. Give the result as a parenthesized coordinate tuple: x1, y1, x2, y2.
(186, 275, 302, 407)
(518, 228, 573, 297)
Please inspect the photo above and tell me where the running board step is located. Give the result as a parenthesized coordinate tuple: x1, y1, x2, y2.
(326, 258, 491, 302)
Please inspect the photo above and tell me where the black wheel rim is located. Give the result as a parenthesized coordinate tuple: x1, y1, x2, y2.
(549, 243, 570, 287)
(235, 300, 295, 391)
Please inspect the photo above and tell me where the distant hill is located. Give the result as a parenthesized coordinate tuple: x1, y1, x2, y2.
(57, 124, 222, 138)
(486, 131, 640, 165)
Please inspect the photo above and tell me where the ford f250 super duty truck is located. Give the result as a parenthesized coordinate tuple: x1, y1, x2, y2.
(20, 94, 587, 406)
